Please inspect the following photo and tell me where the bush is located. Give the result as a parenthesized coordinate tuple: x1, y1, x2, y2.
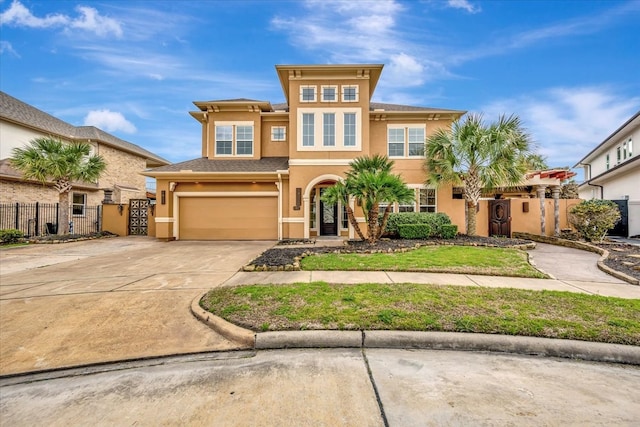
(0, 229, 24, 244)
(398, 224, 432, 239)
(385, 212, 451, 237)
(568, 200, 621, 242)
(439, 224, 458, 239)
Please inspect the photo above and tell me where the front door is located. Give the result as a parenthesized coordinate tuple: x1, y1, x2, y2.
(319, 188, 338, 236)
(489, 199, 511, 237)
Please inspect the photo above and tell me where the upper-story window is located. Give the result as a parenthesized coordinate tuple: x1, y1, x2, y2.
(321, 85, 337, 102)
(341, 85, 359, 102)
(629, 138, 633, 157)
(271, 126, 286, 142)
(606, 153, 610, 170)
(300, 85, 317, 103)
(215, 122, 253, 156)
(387, 125, 426, 158)
(297, 108, 361, 151)
(617, 146, 621, 164)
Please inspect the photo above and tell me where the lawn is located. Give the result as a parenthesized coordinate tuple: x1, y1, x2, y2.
(201, 282, 640, 345)
(300, 245, 547, 278)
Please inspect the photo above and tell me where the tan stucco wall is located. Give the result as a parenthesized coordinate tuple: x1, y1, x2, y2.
(260, 117, 289, 158)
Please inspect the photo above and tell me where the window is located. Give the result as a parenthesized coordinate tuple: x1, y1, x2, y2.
(321, 85, 337, 102)
(323, 113, 336, 146)
(419, 188, 436, 212)
(344, 113, 356, 146)
(297, 108, 361, 150)
(342, 205, 349, 229)
(236, 126, 253, 155)
(388, 128, 405, 157)
(379, 203, 395, 216)
(72, 193, 86, 216)
(215, 122, 253, 156)
(300, 85, 317, 102)
(302, 113, 315, 146)
(271, 126, 286, 142)
(617, 146, 621, 164)
(341, 85, 358, 102)
(623, 140, 628, 160)
(215, 125, 233, 155)
(606, 153, 610, 170)
(398, 201, 415, 212)
(629, 138, 633, 157)
(388, 125, 427, 158)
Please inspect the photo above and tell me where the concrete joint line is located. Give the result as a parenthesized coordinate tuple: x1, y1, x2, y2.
(465, 275, 482, 287)
(361, 345, 390, 427)
(384, 271, 394, 283)
(111, 274, 156, 291)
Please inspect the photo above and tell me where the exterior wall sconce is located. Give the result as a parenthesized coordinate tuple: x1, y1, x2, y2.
(117, 204, 124, 215)
(522, 202, 529, 213)
(293, 187, 301, 210)
(149, 204, 155, 216)
(161, 190, 166, 205)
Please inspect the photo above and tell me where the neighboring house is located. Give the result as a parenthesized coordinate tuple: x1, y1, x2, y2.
(0, 91, 169, 208)
(574, 111, 640, 237)
(144, 64, 467, 241)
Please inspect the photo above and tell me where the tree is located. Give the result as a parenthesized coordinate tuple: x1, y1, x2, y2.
(11, 137, 106, 235)
(321, 155, 414, 244)
(424, 114, 532, 235)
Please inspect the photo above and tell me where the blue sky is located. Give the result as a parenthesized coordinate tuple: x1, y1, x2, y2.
(1, 0, 639, 177)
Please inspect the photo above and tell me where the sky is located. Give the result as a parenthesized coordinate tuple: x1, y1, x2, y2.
(1, 0, 639, 180)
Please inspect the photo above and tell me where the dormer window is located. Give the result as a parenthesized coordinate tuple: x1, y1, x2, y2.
(215, 121, 253, 157)
(300, 85, 317, 103)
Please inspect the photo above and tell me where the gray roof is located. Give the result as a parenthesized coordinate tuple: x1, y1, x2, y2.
(150, 157, 289, 173)
(0, 91, 169, 166)
(370, 102, 463, 113)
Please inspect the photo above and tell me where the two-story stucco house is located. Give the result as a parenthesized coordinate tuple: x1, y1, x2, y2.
(0, 91, 169, 207)
(574, 110, 639, 237)
(144, 64, 466, 241)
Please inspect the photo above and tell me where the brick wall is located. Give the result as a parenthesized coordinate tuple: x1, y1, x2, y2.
(0, 180, 102, 205)
(97, 144, 148, 203)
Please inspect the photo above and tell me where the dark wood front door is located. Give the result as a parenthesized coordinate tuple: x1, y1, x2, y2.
(319, 188, 338, 236)
(489, 199, 511, 237)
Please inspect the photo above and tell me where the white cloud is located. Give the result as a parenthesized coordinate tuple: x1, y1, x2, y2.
(0, 1, 122, 37)
(0, 40, 19, 56)
(480, 87, 640, 168)
(447, 0, 481, 14)
(84, 110, 136, 134)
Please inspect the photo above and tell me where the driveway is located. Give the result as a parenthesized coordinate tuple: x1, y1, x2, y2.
(0, 237, 274, 375)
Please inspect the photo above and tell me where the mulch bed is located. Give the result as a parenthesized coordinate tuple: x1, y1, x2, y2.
(248, 236, 534, 269)
(27, 231, 117, 244)
(591, 242, 640, 280)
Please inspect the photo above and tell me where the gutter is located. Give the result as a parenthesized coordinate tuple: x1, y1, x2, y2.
(576, 162, 603, 199)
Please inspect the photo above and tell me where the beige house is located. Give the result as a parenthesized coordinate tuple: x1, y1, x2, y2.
(145, 64, 469, 241)
(0, 91, 169, 207)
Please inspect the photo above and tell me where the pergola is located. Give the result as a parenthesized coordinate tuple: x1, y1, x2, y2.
(525, 169, 577, 236)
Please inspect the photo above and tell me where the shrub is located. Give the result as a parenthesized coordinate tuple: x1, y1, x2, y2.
(385, 212, 451, 237)
(398, 224, 432, 239)
(0, 229, 24, 244)
(439, 224, 458, 239)
(568, 200, 621, 242)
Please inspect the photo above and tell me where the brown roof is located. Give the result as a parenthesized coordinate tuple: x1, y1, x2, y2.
(150, 157, 289, 173)
(0, 91, 169, 167)
(369, 102, 463, 113)
(0, 159, 99, 189)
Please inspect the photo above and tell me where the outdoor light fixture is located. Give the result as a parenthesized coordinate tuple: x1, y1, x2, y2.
(161, 190, 166, 205)
(117, 204, 124, 215)
(293, 187, 301, 210)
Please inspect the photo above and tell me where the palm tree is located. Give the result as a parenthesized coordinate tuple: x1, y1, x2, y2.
(424, 114, 532, 236)
(322, 155, 414, 244)
(11, 137, 106, 235)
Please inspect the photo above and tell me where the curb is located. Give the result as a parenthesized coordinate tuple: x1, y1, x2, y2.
(190, 292, 255, 348)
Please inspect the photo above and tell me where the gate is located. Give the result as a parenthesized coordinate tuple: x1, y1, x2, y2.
(609, 199, 629, 237)
(489, 199, 511, 237)
(128, 199, 149, 235)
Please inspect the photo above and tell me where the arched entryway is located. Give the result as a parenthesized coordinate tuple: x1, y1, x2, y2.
(303, 174, 350, 239)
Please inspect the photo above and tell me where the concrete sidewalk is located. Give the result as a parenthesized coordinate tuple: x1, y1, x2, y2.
(222, 270, 640, 299)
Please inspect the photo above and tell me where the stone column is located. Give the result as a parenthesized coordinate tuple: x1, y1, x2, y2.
(537, 185, 547, 235)
(551, 186, 561, 236)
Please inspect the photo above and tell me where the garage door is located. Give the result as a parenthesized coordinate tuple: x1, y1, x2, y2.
(179, 197, 278, 240)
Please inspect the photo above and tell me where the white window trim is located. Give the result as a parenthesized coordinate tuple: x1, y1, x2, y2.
(387, 124, 427, 158)
(214, 121, 254, 157)
(321, 85, 338, 102)
(341, 85, 359, 102)
(300, 85, 317, 103)
(297, 108, 362, 151)
(271, 126, 286, 142)
(72, 192, 87, 217)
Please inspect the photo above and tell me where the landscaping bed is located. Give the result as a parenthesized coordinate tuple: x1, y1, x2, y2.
(27, 231, 117, 244)
(246, 235, 534, 270)
(592, 242, 640, 280)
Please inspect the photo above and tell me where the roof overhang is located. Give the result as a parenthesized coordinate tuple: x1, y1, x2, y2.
(275, 64, 384, 105)
(140, 170, 289, 182)
(577, 155, 639, 188)
(192, 100, 272, 113)
(370, 110, 466, 121)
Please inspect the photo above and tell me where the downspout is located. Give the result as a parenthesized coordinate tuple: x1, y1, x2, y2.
(277, 172, 283, 241)
(578, 162, 604, 199)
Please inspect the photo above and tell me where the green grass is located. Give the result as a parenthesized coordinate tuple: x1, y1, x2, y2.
(300, 246, 547, 278)
(201, 282, 640, 345)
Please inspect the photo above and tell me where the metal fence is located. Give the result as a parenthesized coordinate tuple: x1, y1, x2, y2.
(0, 203, 102, 237)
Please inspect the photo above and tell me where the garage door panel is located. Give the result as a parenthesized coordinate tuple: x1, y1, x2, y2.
(179, 197, 277, 240)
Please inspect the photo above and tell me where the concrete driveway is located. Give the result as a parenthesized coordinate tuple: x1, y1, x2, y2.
(0, 237, 274, 375)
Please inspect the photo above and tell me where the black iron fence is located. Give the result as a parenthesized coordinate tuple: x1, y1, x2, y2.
(0, 203, 102, 237)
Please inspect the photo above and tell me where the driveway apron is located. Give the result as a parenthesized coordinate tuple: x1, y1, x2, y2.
(0, 237, 273, 375)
